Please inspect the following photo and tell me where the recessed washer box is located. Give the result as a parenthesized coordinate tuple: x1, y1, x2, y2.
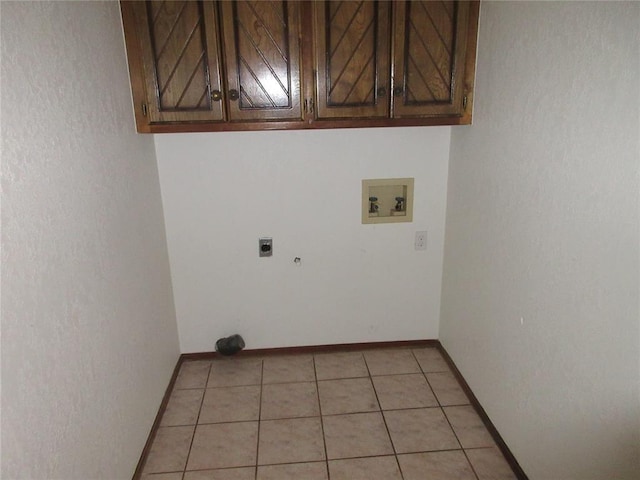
(362, 178, 414, 224)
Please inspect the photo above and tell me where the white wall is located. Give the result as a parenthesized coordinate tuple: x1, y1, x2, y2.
(1, 2, 179, 478)
(441, 2, 640, 479)
(155, 127, 450, 352)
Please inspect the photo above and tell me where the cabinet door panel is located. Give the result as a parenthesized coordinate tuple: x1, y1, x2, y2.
(392, 0, 470, 117)
(220, 1, 302, 121)
(314, 1, 391, 119)
(134, 1, 224, 122)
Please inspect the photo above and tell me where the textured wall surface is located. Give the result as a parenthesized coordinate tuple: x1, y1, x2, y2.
(441, 2, 640, 479)
(1, 2, 179, 478)
(155, 127, 450, 352)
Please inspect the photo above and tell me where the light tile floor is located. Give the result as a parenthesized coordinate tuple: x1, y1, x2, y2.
(141, 347, 518, 480)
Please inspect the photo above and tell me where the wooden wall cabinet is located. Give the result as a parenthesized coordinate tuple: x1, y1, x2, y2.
(313, 1, 472, 120)
(218, 1, 303, 122)
(121, 1, 479, 133)
(313, 1, 392, 120)
(392, 1, 472, 118)
(122, 0, 303, 130)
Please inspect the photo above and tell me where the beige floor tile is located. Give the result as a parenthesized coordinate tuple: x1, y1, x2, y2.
(466, 447, 517, 480)
(142, 425, 194, 474)
(372, 374, 438, 410)
(384, 408, 459, 453)
(444, 405, 495, 448)
(328, 456, 403, 480)
(208, 358, 262, 387)
(199, 385, 260, 424)
(258, 417, 325, 465)
(314, 352, 368, 380)
(412, 348, 451, 373)
(183, 467, 256, 480)
(140, 350, 518, 480)
(175, 360, 212, 389)
(142, 473, 183, 480)
(364, 349, 421, 376)
(398, 450, 476, 480)
(323, 412, 393, 459)
(318, 378, 379, 415)
(187, 422, 258, 470)
(257, 462, 328, 480)
(263, 355, 315, 384)
(426, 372, 470, 406)
(261, 381, 319, 419)
(161, 388, 204, 426)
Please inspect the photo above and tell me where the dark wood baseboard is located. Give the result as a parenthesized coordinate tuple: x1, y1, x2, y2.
(181, 339, 440, 361)
(133, 339, 528, 480)
(437, 344, 529, 480)
(132, 356, 184, 480)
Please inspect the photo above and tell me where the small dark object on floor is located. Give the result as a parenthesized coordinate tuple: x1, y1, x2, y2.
(215, 334, 245, 356)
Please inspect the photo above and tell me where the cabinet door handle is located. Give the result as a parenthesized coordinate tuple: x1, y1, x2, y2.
(211, 90, 222, 102)
(304, 98, 314, 114)
(377, 86, 387, 96)
(229, 89, 240, 101)
(393, 86, 404, 96)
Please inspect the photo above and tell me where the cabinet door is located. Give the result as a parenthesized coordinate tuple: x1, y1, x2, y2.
(392, 1, 470, 117)
(132, 1, 224, 122)
(219, 1, 303, 122)
(313, 1, 391, 119)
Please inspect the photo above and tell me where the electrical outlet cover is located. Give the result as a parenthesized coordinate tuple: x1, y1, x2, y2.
(415, 231, 427, 251)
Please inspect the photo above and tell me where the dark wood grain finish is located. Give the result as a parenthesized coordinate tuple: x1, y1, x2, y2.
(135, 114, 470, 133)
(121, 1, 152, 132)
(458, 0, 480, 124)
(314, 0, 391, 119)
(406, 1, 455, 101)
(220, 0, 303, 121)
(147, 2, 209, 110)
(120, 0, 480, 132)
(181, 339, 440, 360)
(392, 0, 470, 117)
(131, 1, 224, 122)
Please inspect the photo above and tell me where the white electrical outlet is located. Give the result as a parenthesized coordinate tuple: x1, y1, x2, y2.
(415, 231, 427, 251)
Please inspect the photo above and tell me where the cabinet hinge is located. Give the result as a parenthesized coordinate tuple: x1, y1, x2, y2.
(462, 95, 468, 111)
(141, 103, 148, 117)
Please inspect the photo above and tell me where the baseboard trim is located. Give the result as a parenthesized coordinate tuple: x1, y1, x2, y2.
(133, 339, 528, 479)
(132, 356, 183, 480)
(437, 344, 529, 480)
(181, 339, 440, 361)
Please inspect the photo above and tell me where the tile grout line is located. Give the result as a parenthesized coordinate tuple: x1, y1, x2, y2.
(241, 451, 469, 467)
(172, 349, 508, 478)
(254, 359, 265, 480)
(312, 354, 331, 480)
(413, 349, 481, 480)
(362, 353, 405, 480)
(164, 397, 476, 426)
(182, 361, 213, 478)
(441, 407, 481, 480)
(166, 403, 482, 429)
(411, 349, 443, 407)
